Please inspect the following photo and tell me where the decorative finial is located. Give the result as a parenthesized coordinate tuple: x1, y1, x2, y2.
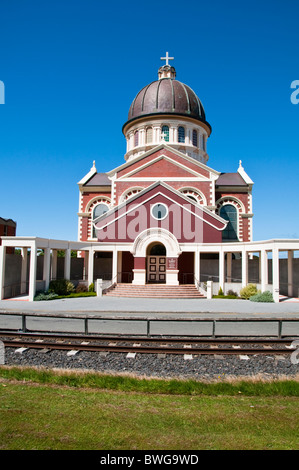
(239, 160, 243, 169)
(91, 160, 96, 171)
(160, 52, 174, 66)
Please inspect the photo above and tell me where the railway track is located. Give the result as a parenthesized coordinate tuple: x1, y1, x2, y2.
(0, 331, 296, 356)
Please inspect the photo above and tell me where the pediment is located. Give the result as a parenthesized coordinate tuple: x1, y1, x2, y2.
(94, 182, 227, 244)
(108, 144, 220, 181)
(119, 154, 209, 180)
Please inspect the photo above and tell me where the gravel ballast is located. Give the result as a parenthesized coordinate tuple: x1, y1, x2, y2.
(3, 346, 299, 381)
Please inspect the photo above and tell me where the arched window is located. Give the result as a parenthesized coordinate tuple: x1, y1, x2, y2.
(149, 243, 166, 256)
(220, 204, 238, 241)
(161, 125, 169, 142)
(203, 135, 206, 151)
(134, 130, 139, 147)
(146, 127, 153, 144)
(178, 126, 185, 143)
(192, 130, 198, 147)
(93, 203, 109, 238)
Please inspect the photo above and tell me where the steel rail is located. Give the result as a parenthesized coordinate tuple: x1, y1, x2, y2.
(2, 338, 294, 356)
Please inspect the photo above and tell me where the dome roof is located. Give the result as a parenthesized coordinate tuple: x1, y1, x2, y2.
(123, 65, 211, 132)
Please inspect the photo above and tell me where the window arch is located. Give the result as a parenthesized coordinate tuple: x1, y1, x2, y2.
(180, 188, 206, 205)
(134, 130, 139, 147)
(119, 187, 143, 204)
(161, 125, 169, 142)
(178, 126, 185, 143)
(220, 204, 238, 241)
(192, 129, 198, 147)
(92, 203, 109, 238)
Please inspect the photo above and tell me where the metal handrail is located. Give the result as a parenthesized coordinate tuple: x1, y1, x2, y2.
(1, 312, 298, 339)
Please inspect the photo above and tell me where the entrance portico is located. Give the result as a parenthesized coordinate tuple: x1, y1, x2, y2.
(131, 228, 181, 285)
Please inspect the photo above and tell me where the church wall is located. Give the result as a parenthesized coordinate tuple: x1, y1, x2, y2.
(215, 190, 252, 242)
(95, 186, 224, 244)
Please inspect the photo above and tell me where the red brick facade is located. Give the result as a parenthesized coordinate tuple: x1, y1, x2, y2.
(78, 146, 253, 244)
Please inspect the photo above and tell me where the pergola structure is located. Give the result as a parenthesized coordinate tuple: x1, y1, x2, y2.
(0, 236, 298, 302)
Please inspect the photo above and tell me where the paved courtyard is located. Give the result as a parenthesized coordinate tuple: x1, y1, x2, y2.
(0, 295, 298, 319)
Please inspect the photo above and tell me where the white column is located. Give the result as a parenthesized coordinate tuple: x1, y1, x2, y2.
(219, 249, 225, 292)
(112, 249, 118, 282)
(28, 244, 37, 302)
(288, 250, 293, 297)
(170, 126, 176, 144)
(241, 248, 248, 288)
(64, 248, 71, 280)
(20, 248, 28, 294)
(43, 248, 51, 291)
(0, 246, 6, 300)
(260, 249, 268, 292)
(88, 248, 94, 287)
(272, 247, 280, 303)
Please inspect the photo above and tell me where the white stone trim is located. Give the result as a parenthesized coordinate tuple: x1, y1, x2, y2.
(131, 228, 181, 258)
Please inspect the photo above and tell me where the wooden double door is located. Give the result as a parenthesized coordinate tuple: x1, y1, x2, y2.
(147, 256, 166, 283)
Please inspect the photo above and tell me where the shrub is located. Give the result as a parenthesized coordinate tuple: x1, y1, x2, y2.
(56, 292, 97, 298)
(89, 283, 95, 292)
(34, 292, 59, 301)
(218, 286, 224, 296)
(49, 279, 75, 296)
(250, 291, 274, 303)
(240, 283, 259, 300)
(227, 289, 238, 297)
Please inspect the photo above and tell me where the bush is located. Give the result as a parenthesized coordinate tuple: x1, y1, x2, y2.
(49, 279, 75, 296)
(250, 291, 274, 303)
(56, 292, 97, 299)
(227, 289, 238, 297)
(34, 292, 59, 301)
(89, 283, 95, 292)
(218, 286, 224, 296)
(240, 283, 259, 300)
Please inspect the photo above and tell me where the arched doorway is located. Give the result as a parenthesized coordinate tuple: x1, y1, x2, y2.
(146, 242, 166, 283)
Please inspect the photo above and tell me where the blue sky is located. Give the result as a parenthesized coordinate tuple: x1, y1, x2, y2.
(0, 0, 298, 242)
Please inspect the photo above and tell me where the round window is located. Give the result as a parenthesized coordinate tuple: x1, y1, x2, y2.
(151, 203, 168, 220)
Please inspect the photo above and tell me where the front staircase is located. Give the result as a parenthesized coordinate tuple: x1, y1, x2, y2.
(104, 283, 205, 299)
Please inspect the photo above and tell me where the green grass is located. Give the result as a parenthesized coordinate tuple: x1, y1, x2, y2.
(0, 366, 298, 450)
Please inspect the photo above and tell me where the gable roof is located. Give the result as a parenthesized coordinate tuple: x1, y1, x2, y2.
(106, 143, 220, 178)
(216, 172, 248, 187)
(84, 173, 111, 186)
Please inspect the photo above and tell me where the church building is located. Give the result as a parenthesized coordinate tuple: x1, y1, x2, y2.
(77, 53, 254, 288)
(0, 54, 298, 302)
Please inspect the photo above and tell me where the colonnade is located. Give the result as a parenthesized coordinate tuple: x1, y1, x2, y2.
(0, 237, 298, 303)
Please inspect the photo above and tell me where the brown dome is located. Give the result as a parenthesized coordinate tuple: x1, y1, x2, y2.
(123, 70, 211, 132)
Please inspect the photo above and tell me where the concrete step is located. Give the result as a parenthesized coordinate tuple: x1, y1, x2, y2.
(104, 284, 205, 298)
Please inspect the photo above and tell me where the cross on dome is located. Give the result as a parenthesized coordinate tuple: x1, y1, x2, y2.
(160, 52, 174, 66)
